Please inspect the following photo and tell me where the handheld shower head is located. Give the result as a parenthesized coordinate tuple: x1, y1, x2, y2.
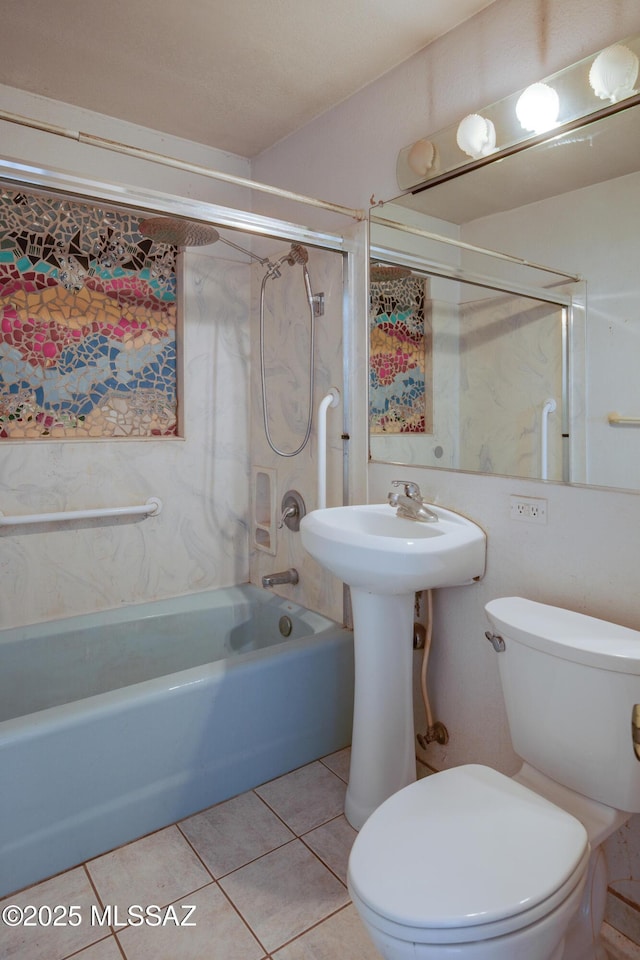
(286, 243, 309, 265)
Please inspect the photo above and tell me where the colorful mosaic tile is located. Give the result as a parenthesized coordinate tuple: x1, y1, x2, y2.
(0, 189, 177, 438)
(369, 275, 431, 433)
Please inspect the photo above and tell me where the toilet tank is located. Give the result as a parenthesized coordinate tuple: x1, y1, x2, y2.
(485, 597, 640, 813)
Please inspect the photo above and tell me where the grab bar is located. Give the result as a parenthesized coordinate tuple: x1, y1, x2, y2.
(608, 412, 640, 425)
(541, 399, 556, 481)
(0, 497, 162, 527)
(317, 387, 340, 509)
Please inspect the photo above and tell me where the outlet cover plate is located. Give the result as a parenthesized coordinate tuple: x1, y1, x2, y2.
(509, 495, 548, 524)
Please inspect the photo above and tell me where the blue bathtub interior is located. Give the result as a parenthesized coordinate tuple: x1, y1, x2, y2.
(0, 584, 340, 721)
(0, 584, 354, 898)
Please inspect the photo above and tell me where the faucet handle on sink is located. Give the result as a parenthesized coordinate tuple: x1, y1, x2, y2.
(391, 479, 423, 501)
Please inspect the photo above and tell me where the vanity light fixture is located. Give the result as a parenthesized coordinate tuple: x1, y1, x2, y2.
(515, 82, 560, 134)
(396, 30, 640, 193)
(589, 43, 639, 102)
(456, 114, 497, 159)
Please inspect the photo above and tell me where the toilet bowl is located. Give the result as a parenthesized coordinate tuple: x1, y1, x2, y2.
(348, 597, 640, 960)
(348, 765, 590, 960)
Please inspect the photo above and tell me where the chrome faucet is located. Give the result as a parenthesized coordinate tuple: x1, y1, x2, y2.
(388, 480, 439, 523)
(262, 568, 299, 588)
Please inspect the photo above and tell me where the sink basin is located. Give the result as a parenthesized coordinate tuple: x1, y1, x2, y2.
(300, 502, 486, 594)
(300, 501, 486, 829)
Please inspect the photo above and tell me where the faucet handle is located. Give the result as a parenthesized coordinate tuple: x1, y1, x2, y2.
(391, 480, 423, 500)
(278, 490, 306, 532)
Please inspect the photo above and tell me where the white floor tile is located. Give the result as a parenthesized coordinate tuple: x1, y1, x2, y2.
(320, 748, 351, 783)
(0, 867, 105, 960)
(71, 938, 124, 960)
(273, 904, 382, 959)
(87, 826, 211, 912)
(256, 762, 346, 835)
(219, 839, 349, 953)
(180, 790, 294, 878)
(302, 815, 357, 884)
(116, 883, 265, 960)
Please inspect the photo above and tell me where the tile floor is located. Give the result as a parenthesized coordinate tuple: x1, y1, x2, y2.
(0, 748, 383, 960)
(5, 747, 637, 960)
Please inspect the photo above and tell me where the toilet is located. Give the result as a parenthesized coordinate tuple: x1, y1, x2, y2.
(348, 597, 640, 960)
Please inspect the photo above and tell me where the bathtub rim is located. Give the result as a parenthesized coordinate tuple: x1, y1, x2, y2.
(0, 581, 334, 639)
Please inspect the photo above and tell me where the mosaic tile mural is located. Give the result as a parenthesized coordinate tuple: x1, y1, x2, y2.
(0, 189, 177, 439)
(369, 273, 431, 433)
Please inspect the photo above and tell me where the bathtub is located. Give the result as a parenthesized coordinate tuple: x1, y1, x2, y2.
(0, 584, 354, 898)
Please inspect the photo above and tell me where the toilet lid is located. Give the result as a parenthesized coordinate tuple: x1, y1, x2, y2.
(348, 764, 588, 930)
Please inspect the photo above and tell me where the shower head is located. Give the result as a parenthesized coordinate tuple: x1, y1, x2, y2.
(286, 243, 309, 265)
(138, 217, 220, 247)
(138, 216, 269, 265)
(370, 264, 413, 282)
(139, 218, 310, 275)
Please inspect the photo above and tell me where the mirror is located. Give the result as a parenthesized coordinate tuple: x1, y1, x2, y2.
(370, 101, 640, 493)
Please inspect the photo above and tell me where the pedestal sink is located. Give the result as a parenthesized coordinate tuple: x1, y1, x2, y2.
(300, 501, 486, 829)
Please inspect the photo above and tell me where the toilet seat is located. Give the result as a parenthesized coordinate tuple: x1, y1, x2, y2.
(347, 764, 590, 946)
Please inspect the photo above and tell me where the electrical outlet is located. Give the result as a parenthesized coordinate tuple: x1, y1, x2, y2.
(509, 495, 548, 524)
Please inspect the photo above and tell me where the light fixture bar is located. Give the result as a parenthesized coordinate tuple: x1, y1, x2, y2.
(397, 32, 640, 193)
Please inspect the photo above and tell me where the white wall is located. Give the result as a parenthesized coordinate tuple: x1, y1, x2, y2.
(253, 0, 640, 932)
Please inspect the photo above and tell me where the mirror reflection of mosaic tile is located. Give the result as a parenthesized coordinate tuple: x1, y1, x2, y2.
(0, 189, 177, 439)
(369, 276, 431, 433)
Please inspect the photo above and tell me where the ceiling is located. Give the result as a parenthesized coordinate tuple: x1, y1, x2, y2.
(0, 0, 496, 158)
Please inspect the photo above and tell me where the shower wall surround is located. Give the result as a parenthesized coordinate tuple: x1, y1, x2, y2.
(0, 95, 253, 628)
(0, 249, 251, 628)
(249, 246, 345, 625)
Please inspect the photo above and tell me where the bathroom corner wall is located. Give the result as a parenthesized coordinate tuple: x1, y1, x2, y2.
(249, 247, 346, 624)
(0, 250, 251, 627)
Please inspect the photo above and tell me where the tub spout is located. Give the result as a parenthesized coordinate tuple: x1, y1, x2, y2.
(262, 568, 299, 588)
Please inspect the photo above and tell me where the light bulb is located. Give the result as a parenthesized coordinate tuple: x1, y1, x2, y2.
(589, 44, 639, 102)
(456, 114, 497, 159)
(407, 139, 435, 177)
(515, 82, 560, 134)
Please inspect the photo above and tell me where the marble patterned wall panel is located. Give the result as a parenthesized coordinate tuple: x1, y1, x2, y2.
(0, 252, 250, 628)
(249, 246, 345, 625)
(459, 293, 563, 480)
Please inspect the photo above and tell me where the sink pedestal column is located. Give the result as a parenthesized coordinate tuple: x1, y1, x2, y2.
(345, 587, 417, 830)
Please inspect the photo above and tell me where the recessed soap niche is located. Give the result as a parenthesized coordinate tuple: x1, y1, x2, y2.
(253, 465, 277, 555)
